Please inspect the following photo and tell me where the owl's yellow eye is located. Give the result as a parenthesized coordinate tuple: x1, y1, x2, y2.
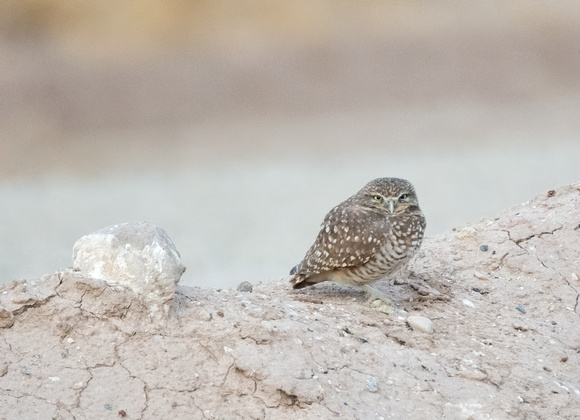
(372, 195, 382, 201)
(399, 194, 409, 201)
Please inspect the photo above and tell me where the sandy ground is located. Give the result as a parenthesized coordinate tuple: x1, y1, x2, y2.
(1, 183, 579, 419)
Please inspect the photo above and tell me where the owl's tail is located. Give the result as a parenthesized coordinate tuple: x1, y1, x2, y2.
(288, 268, 319, 289)
(290, 276, 315, 289)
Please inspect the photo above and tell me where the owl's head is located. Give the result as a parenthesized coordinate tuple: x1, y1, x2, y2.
(357, 178, 420, 215)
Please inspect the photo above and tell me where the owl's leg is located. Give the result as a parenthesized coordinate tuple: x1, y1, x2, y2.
(363, 284, 398, 314)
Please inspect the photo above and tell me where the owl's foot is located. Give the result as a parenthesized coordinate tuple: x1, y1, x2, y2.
(363, 285, 398, 315)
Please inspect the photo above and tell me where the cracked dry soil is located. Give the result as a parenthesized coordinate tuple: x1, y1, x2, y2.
(1, 183, 579, 419)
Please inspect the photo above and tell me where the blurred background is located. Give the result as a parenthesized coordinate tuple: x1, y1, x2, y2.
(1, 0, 579, 288)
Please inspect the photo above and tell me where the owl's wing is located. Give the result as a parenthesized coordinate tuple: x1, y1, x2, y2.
(295, 204, 388, 278)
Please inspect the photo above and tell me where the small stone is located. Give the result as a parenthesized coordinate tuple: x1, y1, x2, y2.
(104, 404, 112, 410)
(21, 368, 31, 375)
(516, 305, 526, 314)
(237, 281, 253, 293)
(73, 381, 85, 389)
(371, 299, 395, 315)
(365, 376, 379, 393)
(406, 315, 434, 334)
(479, 245, 488, 252)
(216, 310, 224, 317)
(473, 271, 490, 281)
(194, 310, 212, 321)
(551, 321, 557, 325)
(454, 226, 477, 239)
(462, 299, 475, 308)
(547, 190, 556, 197)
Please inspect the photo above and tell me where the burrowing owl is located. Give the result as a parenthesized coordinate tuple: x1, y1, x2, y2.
(289, 178, 426, 296)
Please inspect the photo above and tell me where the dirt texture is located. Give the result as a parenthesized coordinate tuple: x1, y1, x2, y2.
(1, 184, 579, 419)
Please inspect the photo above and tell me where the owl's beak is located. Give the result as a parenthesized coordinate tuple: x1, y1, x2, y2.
(386, 199, 396, 214)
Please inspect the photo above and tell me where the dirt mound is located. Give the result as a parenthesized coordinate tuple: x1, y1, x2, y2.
(1, 184, 579, 419)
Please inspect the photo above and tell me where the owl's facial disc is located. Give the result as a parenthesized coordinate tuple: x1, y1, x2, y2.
(370, 191, 414, 214)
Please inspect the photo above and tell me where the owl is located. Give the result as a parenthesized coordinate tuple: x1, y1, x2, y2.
(289, 178, 426, 297)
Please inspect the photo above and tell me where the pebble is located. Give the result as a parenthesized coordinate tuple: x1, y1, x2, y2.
(462, 299, 475, 308)
(194, 310, 212, 321)
(365, 376, 379, 393)
(454, 226, 477, 239)
(371, 299, 395, 315)
(479, 245, 489, 252)
(406, 315, 434, 334)
(473, 271, 490, 281)
(237, 281, 253, 293)
(472, 287, 489, 295)
(516, 305, 527, 314)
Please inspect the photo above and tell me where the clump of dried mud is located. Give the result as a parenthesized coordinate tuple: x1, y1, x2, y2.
(1, 184, 579, 419)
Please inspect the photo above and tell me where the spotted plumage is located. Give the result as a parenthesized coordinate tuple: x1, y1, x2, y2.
(289, 178, 426, 291)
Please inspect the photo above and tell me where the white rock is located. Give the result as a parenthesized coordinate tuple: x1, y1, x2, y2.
(454, 226, 477, 239)
(72, 222, 185, 306)
(473, 271, 490, 281)
(462, 299, 475, 308)
(406, 315, 434, 334)
(366, 376, 379, 393)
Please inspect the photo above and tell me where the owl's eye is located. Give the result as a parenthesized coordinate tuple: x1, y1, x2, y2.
(372, 195, 383, 201)
(399, 194, 409, 201)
